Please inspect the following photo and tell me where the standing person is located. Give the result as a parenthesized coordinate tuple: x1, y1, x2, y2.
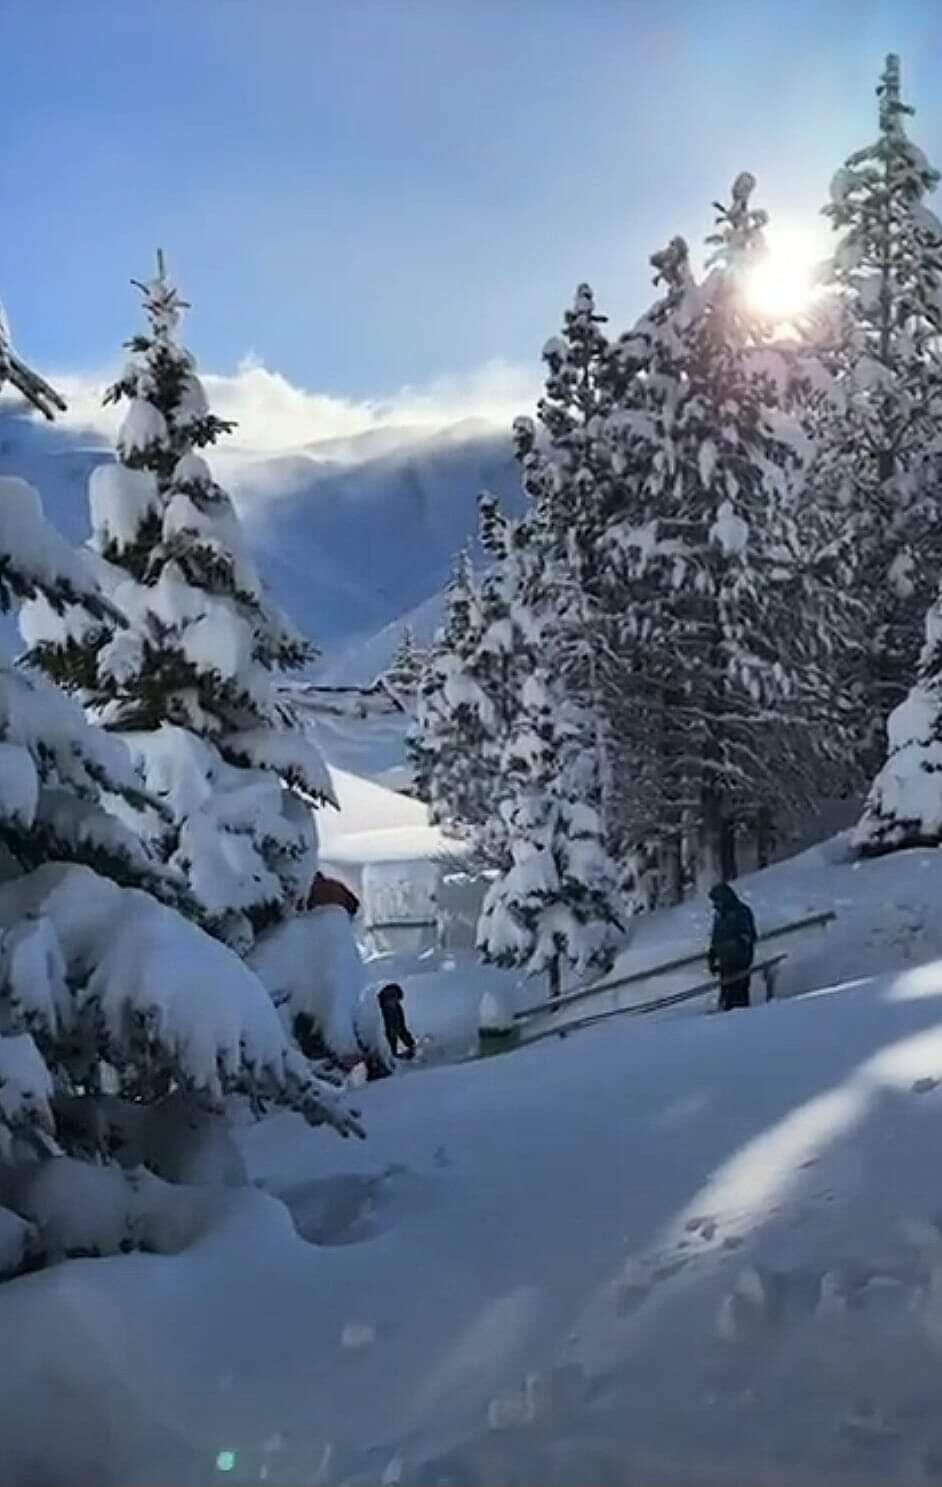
(377, 983, 417, 1061)
(707, 884, 757, 1011)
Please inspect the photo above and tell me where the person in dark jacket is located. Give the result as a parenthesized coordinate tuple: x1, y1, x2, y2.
(708, 883, 757, 1011)
(377, 983, 416, 1060)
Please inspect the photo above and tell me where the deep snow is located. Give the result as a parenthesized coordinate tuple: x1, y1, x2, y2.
(4, 844, 942, 1484)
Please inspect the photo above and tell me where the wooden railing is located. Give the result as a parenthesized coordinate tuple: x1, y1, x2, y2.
(513, 909, 835, 1023)
(514, 954, 788, 1051)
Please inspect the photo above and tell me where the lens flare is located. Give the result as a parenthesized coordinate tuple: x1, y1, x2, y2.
(744, 225, 824, 324)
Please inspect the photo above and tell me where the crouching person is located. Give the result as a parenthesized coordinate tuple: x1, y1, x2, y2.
(377, 983, 416, 1062)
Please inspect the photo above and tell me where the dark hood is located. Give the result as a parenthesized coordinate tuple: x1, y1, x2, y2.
(709, 884, 739, 911)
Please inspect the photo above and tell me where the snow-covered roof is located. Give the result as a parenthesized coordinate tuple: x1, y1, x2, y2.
(318, 766, 462, 866)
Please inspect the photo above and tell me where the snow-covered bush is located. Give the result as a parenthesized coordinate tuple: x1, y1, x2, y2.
(0, 865, 358, 1140)
(22, 255, 334, 950)
(249, 904, 386, 1067)
(855, 583, 942, 854)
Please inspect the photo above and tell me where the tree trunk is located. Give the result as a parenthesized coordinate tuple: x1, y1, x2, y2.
(658, 833, 684, 907)
(755, 805, 776, 869)
(548, 954, 562, 1000)
(696, 785, 724, 892)
(720, 814, 738, 882)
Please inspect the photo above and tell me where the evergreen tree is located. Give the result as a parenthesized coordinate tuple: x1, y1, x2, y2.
(378, 626, 426, 711)
(509, 287, 629, 861)
(854, 581, 942, 854)
(603, 181, 858, 887)
(476, 620, 623, 994)
(0, 472, 355, 1181)
(408, 553, 488, 835)
(409, 513, 528, 869)
(807, 54, 942, 746)
(473, 291, 626, 986)
(24, 256, 334, 952)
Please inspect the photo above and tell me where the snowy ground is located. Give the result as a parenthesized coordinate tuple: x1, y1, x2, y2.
(6, 844, 942, 1484)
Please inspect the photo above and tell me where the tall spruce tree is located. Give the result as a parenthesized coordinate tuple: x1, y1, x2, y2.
(473, 289, 625, 987)
(807, 54, 942, 749)
(24, 256, 334, 952)
(520, 286, 622, 842)
(602, 180, 858, 887)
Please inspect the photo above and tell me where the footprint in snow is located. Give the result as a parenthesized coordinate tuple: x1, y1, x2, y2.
(838, 1399, 900, 1446)
(685, 1214, 718, 1241)
(717, 1264, 823, 1343)
(653, 1256, 689, 1281)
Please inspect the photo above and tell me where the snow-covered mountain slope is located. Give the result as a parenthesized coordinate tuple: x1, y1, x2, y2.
(0, 401, 519, 659)
(6, 842, 942, 1485)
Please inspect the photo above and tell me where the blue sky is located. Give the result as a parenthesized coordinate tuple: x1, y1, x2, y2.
(4, 0, 940, 404)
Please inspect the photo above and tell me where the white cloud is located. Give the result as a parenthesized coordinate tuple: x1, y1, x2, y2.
(43, 354, 540, 456)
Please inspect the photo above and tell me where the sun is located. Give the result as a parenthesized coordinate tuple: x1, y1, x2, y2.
(744, 225, 824, 325)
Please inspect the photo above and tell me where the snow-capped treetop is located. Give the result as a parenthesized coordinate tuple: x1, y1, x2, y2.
(705, 171, 769, 278)
(132, 251, 189, 341)
(821, 55, 942, 364)
(103, 252, 236, 489)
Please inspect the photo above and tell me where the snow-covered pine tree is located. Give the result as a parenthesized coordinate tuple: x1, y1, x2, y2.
(473, 292, 625, 989)
(807, 54, 942, 750)
(408, 508, 529, 869)
(601, 238, 695, 901)
(508, 287, 633, 867)
(378, 626, 426, 712)
(603, 180, 858, 887)
(854, 580, 942, 854)
(24, 256, 335, 952)
(475, 628, 623, 996)
(0, 473, 355, 1224)
(408, 553, 488, 836)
